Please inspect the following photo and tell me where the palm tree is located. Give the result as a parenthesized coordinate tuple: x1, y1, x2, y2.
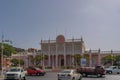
(72, 54, 81, 66)
(28, 54, 49, 68)
(34, 55, 43, 66)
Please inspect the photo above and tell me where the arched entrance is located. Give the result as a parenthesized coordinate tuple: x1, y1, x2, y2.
(61, 59, 64, 66)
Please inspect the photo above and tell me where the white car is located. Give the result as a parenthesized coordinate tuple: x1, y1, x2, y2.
(105, 66, 120, 74)
(57, 69, 82, 80)
(4, 67, 26, 80)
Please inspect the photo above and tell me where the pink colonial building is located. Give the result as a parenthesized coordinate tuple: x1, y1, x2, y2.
(41, 35, 87, 68)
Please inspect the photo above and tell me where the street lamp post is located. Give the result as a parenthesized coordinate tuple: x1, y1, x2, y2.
(111, 50, 113, 66)
(1, 34, 13, 75)
(1, 40, 4, 76)
(19, 52, 20, 67)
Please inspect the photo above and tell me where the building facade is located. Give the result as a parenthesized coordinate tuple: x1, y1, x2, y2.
(41, 35, 120, 68)
(41, 35, 86, 68)
(9, 35, 120, 69)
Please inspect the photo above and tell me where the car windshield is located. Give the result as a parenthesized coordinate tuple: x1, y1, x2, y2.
(108, 66, 115, 69)
(61, 70, 71, 73)
(35, 68, 40, 70)
(9, 68, 20, 72)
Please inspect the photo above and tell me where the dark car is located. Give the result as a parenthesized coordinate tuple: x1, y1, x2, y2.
(77, 66, 105, 77)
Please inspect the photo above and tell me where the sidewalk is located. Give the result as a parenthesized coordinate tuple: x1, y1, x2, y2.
(0, 75, 4, 80)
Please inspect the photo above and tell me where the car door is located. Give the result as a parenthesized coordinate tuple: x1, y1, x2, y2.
(73, 70, 80, 80)
(21, 69, 25, 78)
(118, 66, 120, 73)
(112, 66, 117, 74)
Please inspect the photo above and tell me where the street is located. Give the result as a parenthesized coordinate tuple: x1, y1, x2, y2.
(26, 72, 57, 80)
(25, 72, 120, 80)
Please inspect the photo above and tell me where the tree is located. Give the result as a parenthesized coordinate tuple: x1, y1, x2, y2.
(102, 54, 112, 65)
(72, 54, 89, 67)
(0, 43, 16, 57)
(101, 54, 120, 66)
(11, 58, 18, 66)
(44, 55, 48, 60)
(72, 54, 81, 66)
(0, 43, 16, 69)
(11, 58, 24, 67)
(34, 55, 43, 66)
(113, 55, 120, 66)
(102, 54, 120, 66)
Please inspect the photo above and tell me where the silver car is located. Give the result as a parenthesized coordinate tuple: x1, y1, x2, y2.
(57, 69, 82, 80)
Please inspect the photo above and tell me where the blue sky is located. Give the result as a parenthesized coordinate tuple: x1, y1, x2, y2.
(0, 0, 120, 51)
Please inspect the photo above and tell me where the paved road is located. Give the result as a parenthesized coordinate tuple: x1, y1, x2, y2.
(82, 75, 120, 80)
(26, 72, 120, 80)
(26, 72, 57, 80)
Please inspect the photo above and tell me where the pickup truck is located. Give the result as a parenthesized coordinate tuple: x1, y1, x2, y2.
(77, 66, 105, 77)
(105, 66, 120, 74)
(4, 67, 26, 80)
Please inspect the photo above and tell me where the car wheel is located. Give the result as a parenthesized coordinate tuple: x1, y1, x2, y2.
(37, 73, 40, 76)
(117, 72, 119, 74)
(19, 76, 21, 80)
(78, 76, 82, 80)
(82, 73, 87, 77)
(106, 71, 109, 74)
(72, 77, 75, 80)
(23, 76, 26, 80)
(42, 73, 45, 76)
(109, 71, 112, 74)
(97, 74, 102, 78)
(78, 77, 82, 80)
(39, 73, 42, 76)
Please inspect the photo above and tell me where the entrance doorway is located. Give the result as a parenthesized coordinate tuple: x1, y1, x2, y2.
(61, 59, 64, 66)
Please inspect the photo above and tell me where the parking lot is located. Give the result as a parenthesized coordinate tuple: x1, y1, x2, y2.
(1, 71, 120, 80)
(25, 72, 120, 80)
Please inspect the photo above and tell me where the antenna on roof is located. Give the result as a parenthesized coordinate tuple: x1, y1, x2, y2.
(65, 28, 67, 37)
(56, 28, 58, 37)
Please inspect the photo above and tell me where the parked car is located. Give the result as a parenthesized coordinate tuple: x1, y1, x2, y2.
(34, 67, 46, 76)
(27, 67, 37, 76)
(27, 67, 46, 76)
(57, 69, 82, 80)
(77, 66, 105, 77)
(105, 66, 120, 74)
(4, 67, 26, 80)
